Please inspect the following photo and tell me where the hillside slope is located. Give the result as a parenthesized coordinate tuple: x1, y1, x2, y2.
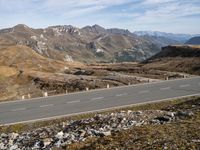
(0, 45, 84, 101)
(185, 36, 200, 45)
(143, 45, 200, 75)
(0, 24, 161, 63)
(0, 45, 82, 72)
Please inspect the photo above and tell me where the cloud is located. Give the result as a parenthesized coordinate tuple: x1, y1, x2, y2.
(133, 1, 200, 23)
(0, 0, 199, 34)
(63, 5, 106, 18)
(142, 0, 176, 5)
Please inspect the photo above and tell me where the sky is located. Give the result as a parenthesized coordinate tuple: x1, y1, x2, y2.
(0, 0, 200, 34)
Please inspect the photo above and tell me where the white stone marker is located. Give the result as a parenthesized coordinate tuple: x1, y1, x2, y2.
(44, 92, 48, 97)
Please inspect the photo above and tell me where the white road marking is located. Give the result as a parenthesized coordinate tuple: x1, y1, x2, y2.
(91, 97, 104, 101)
(39, 104, 54, 108)
(67, 100, 80, 104)
(160, 87, 171, 90)
(11, 108, 26, 112)
(116, 93, 128, 97)
(139, 90, 150, 94)
(4, 93, 200, 126)
(180, 84, 190, 88)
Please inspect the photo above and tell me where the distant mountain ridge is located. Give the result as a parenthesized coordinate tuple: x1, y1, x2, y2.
(185, 36, 200, 45)
(0, 24, 188, 63)
(134, 31, 196, 43)
(143, 45, 200, 75)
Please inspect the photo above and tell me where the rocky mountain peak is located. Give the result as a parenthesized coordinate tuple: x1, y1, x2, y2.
(81, 24, 106, 33)
(13, 24, 30, 30)
(107, 28, 133, 36)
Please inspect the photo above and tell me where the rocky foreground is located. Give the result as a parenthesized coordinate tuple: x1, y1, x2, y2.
(1, 97, 199, 150)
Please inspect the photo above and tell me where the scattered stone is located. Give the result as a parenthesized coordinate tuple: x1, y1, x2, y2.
(10, 144, 18, 150)
(101, 131, 111, 136)
(176, 110, 194, 118)
(127, 110, 132, 114)
(43, 138, 52, 147)
(0, 109, 191, 149)
(154, 116, 171, 123)
(55, 131, 64, 139)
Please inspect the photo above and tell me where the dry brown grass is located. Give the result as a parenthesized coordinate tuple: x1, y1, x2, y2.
(0, 66, 18, 77)
(0, 45, 85, 72)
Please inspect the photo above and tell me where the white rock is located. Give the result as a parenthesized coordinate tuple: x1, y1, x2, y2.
(167, 112, 175, 117)
(55, 140, 61, 147)
(0, 143, 7, 150)
(31, 35, 37, 40)
(55, 131, 64, 139)
(10, 133, 19, 140)
(127, 110, 132, 114)
(43, 138, 52, 147)
(102, 131, 111, 136)
(9, 144, 18, 150)
(96, 48, 104, 53)
(64, 55, 74, 62)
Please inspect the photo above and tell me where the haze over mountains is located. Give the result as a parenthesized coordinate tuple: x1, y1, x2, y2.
(134, 31, 197, 43)
(185, 36, 200, 45)
(0, 24, 198, 63)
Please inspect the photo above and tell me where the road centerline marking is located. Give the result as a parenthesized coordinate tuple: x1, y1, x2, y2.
(180, 84, 190, 88)
(39, 104, 54, 108)
(67, 100, 80, 104)
(11, 108, 26, 112)
(91, 97, 104, 101)
(160, 87, 171, 90)
(116, 93, 128, 97)
(139, 90, 150, 94)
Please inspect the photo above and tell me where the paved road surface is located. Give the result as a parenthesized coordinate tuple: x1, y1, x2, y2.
(0, 77, 200, 125)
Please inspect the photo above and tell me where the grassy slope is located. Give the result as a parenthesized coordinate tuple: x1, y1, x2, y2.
(142, 45, 200, 75)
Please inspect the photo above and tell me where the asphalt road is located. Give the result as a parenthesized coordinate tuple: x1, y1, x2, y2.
(0, 77, 200, 125)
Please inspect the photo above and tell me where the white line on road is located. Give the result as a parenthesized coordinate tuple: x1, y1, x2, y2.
(67, 100, 80, 104)
(116, 93, 128, 97)
(180, 84, 190, 88)
(39, 104, 54, 108)
(160, 87, 171, 90)
(139, 90, 150, 94)
(11, 108, 26, 112)
(91, 97, 104, 101)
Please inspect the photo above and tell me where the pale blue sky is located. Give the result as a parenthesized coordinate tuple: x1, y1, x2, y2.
(0, 0, 200, 34)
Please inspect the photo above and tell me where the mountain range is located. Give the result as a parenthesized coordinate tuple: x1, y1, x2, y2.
(0, 24, 199, 63)
(134, 31, 197, 43)
(185, 36, 200, 45)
